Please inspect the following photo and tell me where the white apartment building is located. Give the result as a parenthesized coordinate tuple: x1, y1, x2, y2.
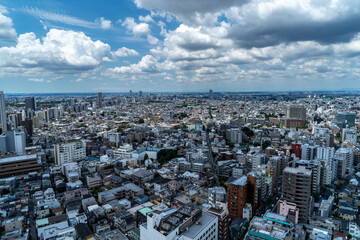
(113, 144, 133, 159)
(140, 207, 218, 240)
(54, 141, 86, 165)
(349, 222, 360, 239)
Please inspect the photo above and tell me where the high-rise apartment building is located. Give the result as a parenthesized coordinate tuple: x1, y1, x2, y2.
(285, 104, 306, 128)
(0, 91, 7, 132)
(301, 144, 317, 160)
(207, 202, 230, 240)
(286, 104, 306, 120)
(227, 176, 248, 218)
(54, 141, 86, 165)
(281, 166, 312, 223)
(25, 97, 36, 111)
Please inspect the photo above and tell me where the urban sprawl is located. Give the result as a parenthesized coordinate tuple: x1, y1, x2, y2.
(1, 90, 360, 240)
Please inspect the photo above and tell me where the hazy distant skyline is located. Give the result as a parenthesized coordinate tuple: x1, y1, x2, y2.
(1, 0, 360, 93)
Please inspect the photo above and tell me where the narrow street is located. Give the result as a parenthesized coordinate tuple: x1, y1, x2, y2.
(28, 198, 37, 240)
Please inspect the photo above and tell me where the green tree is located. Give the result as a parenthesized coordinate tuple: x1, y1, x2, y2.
(157, 149, 178, 165)
(144, 154, 149, 160)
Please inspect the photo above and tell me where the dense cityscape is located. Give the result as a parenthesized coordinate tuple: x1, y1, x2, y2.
(2, 0, 360, 239)
(0, 91, 360, 239)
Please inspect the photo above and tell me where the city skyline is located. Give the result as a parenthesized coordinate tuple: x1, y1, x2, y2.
(1, 0, 360, 92)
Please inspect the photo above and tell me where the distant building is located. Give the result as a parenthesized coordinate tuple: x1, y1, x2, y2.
(0, 91, 7, 132)
(285, 104, 306, 128)
(97, 92, 103, 108)
(25, 96, 36, 111)
(337, 112, 356, 128)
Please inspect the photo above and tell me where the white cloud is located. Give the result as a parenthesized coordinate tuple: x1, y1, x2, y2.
(106, 55, 161, 76)
(0, 5, 17, 39)
(122, 17, 150, 35)
(134, 0, 237, 25)
(97, 17, 112, 29)
(24, 7, 113, 30)
(114, 47, 139, 57)
(28, 78, 44, 82)
(147, 34, 159, 45)
(139, 15, 154, 22)
(0, 29, 112, 73)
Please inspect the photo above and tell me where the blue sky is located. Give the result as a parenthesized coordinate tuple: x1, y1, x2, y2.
(1, 0, 360, 93)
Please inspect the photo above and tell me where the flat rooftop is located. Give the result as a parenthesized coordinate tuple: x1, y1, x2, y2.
(183, 211, 216, 239)
(283, 166, 311, 176)
(0, 154, 37, 164)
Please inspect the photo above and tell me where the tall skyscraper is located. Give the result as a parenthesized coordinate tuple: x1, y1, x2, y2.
(97, 92, 103, 108)
(139, 90, 143, 97)
(129, 90, 133, 97)
(25, 97, 36, 111)
(281, 166, 312, 223)
(0, 91, 7, 132)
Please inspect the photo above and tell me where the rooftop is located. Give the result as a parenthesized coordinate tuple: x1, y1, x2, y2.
(231, 175, 248, 186)
(0, 154, 37, 164)
(283, 166, 311, 176)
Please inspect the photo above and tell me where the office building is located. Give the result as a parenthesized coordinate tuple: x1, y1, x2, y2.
(281, 167, 312, 223)
(139, 91, 143, 97)
(0, 154, 41, 178)
(54, 141, 86, 165)
(0, 91, 7, 132)
(5, 130, 26, 154)
(25, 97, 36, 111)
(337, 112, 356, 128)
(97, 92, 103, 108)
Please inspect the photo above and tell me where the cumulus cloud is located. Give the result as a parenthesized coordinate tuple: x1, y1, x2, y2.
(225, 0, 360, 48)
(106, 55, 161, 76)
(114, 47, 139, 57)
(0, 5, 17, 39)
(122, 17, 150, 35)
(133, 0, 247, 25)
(0, 29, 112, 73)
(139, 15, 154, 22)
